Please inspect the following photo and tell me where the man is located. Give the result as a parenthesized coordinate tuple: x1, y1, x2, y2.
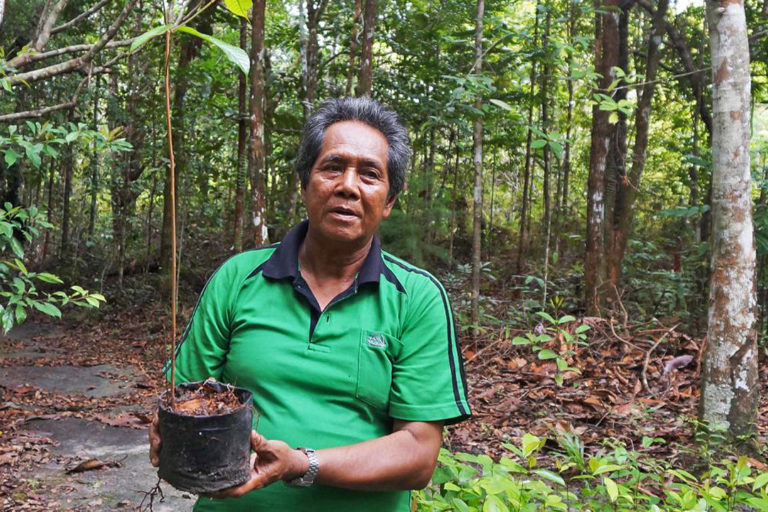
(149, 97, 470, 511)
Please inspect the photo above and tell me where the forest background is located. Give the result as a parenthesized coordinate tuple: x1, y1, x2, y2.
(1, 0, 768, 510)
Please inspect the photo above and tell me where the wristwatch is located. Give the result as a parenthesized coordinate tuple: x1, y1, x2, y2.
(286, 447, 319, 487)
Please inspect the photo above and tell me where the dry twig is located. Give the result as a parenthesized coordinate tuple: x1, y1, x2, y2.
(641, 324, 678, 396)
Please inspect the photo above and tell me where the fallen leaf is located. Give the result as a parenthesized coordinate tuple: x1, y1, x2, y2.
(612, 402, 642, 417)
(95, 412, 146, 429)
(0, 452, 19, 465)
(67, 458, 106, 473)
(583, 396, 603, 408)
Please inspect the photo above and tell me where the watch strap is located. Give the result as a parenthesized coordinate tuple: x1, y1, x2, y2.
(286, 447, 319, 487)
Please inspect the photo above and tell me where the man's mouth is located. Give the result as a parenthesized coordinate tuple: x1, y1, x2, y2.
(329, 206, 359, 218)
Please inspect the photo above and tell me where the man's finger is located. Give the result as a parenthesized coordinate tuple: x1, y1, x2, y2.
(203, 473, 268, 499)
(250, 430, 266, 451)
(148, 414, 162, 467)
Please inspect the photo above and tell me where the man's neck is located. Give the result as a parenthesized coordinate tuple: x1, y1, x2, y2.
(299, 230, 373, 282)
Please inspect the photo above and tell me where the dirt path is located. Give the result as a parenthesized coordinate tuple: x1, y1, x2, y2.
(1, 316, 191, 511)
(3, 306, 767, 510)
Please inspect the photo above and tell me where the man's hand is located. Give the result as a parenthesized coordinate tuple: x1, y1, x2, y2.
(205, 431, 310, 499)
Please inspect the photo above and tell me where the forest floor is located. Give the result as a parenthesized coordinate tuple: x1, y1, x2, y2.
(2, 292, 768, 511)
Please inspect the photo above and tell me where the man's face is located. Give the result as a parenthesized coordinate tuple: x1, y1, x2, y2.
(302, 120, 396, 246)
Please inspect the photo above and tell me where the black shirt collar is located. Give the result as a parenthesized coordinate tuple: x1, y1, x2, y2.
(261, 220, 386, 287)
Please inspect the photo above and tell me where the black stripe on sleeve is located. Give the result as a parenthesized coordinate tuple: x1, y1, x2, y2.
(384, 256, 469, 419)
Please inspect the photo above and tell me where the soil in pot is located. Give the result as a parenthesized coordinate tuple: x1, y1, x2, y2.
(157, 380, 255, 494)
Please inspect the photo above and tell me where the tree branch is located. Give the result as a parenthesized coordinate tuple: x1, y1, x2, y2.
(13, 39, 134, 67)
(9, 0, 139, 86)
(637, 0, 712, 135)
(0, 0, 6, 29)
(7, 0, 71, 68)
(51, 0, 111, 35)
(0, 76, 88, 122)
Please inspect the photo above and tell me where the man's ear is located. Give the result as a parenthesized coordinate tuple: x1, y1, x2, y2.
(383, 193, 398, 216)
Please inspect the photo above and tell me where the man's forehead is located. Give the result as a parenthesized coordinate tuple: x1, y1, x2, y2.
(322, 120, 386, 142)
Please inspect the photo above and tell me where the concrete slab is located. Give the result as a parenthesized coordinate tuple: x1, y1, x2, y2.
(0, 340, 67, 359)
(23, 417, 193, 511)
(0, 364, 138, 398)
(3, 322, 60, 341)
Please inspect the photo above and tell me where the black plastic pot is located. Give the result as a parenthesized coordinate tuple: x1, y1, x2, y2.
(157, 381, 254, 494)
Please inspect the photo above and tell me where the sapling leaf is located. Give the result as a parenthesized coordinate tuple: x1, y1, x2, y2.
(752, 472, 768, 491)
(489, 98, 514, 111)
(31, 300, 61, 318)
(604, 477, 618, 502)
(36, 272, 63, 284)
(533, 469, 565, 486)
(223, 0, 252, 18)
(176, 26, 249, 75)
(130, 24, 172, 52)
(538, 349, 558, 360)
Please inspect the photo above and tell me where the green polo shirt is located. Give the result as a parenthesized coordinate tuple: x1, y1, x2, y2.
(170, 221, 470, 512)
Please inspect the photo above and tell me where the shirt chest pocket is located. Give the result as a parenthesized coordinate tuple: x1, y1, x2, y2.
(356, 330, 402, 411)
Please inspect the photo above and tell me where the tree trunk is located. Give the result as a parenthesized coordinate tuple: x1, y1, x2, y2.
(112, 39, 145, 287)
(249, 0, 269, 246)
(601, 1, 630, 305)
(145, 172, 157, 272)
(346, 0, 362, 96)
(470, 0, 484, 336)
(540, 1, 552, 267)
(584, 0, 619, 316)
(59, 137, 74, 258)
(516, 5, 538, 274)
(558, 0, 577, 252)
(448, 140, 460, 267)
(88, 75, 100, 238)
(303, 0, 324, 114)
(42, 160, 54, 262)
(356, 0, 377, 97)
(233, 17, 247, 252)
(606, 0, 669, 293)
(698, 0, 758, 445)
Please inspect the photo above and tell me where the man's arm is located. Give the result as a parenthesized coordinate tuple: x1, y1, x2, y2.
(205, 420, 444, 499)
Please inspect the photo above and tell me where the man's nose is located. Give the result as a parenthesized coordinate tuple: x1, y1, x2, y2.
(336, 167, 360, 197)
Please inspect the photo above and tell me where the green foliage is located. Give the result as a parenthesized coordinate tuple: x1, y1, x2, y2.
(0, 203, 105, 333)
(0, 121, 131, 172)
(415, 434, 768, 512)
(223, 0, 253, 18)
(131, 23, 249, 74)
(511, 311, 589, 386)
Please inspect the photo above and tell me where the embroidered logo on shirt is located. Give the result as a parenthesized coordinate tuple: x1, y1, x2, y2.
(366, 334, 387, 349)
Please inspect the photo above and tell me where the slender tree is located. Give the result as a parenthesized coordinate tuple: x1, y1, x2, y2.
(516, 0, 539, 273)
(606, 0, 670, 291)
(345, 0, 362, 96)
(233, 17, 248, 252)
(356, 0, 377, 97)
(249, 0, 269, 245)
(698, 0, 758, 445)
(584, 0, 619, 316)
(470, 0, 484, 335)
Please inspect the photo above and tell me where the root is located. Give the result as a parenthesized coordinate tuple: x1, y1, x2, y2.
(138, 476, 165, 512)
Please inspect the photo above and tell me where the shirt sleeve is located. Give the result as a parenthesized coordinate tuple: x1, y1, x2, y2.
(388, 275, 471, 425)
(165, 259, 240, 384)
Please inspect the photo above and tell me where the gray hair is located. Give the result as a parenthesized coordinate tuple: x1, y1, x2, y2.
(296, 97, 411, 199)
